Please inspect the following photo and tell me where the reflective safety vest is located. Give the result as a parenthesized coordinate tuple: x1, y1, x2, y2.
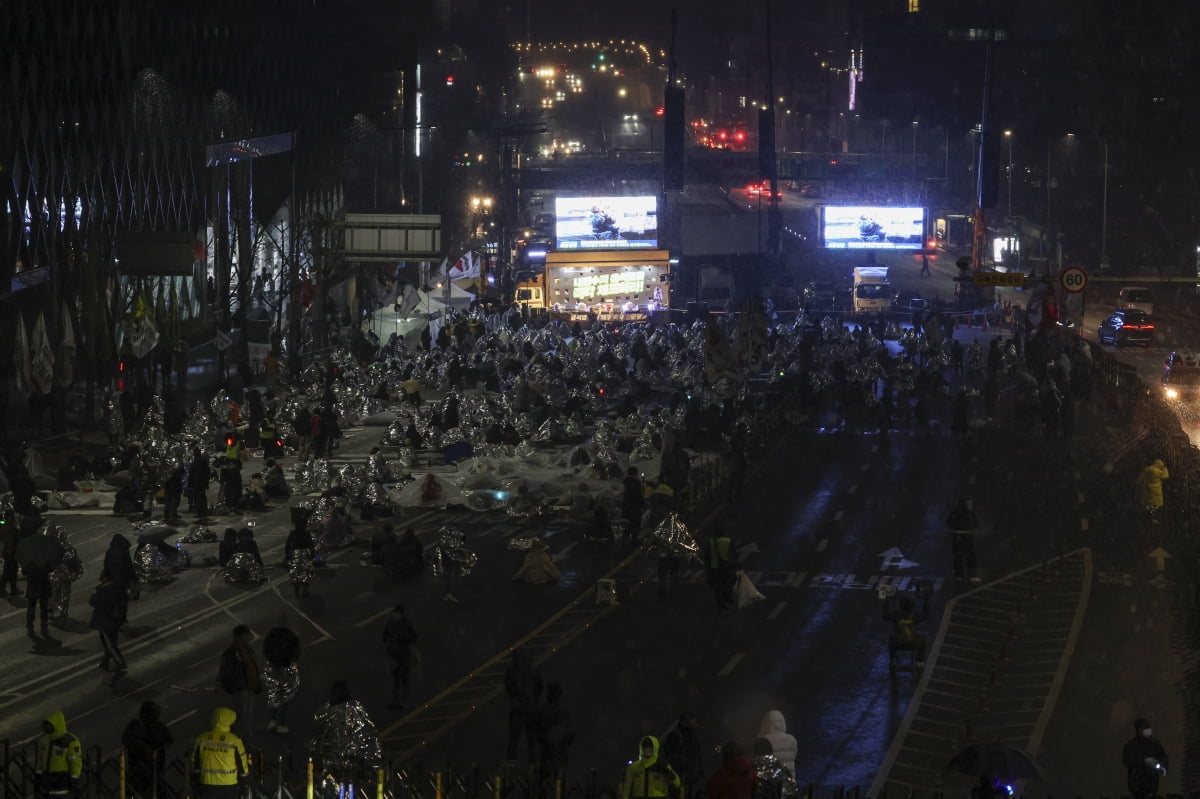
(193, 731, 249, 786)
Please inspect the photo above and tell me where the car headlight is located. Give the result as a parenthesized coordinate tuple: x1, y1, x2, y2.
(1166, 388, 1179, 400)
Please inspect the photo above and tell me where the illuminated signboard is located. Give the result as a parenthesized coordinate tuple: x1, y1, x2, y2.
(821, 206, 927, 250)
(570, 272, 647, 298)
(554, 196, 658, 250)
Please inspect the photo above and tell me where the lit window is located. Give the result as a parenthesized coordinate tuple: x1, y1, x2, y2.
(908, 0, 919, 11)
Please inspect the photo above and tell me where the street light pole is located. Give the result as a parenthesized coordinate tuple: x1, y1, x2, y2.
(1004, 130, 1013, 219)
(911, 120, 918, 179)
(1101, 139, 1109, 268)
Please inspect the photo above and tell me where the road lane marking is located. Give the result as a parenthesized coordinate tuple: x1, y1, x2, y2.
(860, 463, 869, 472)
(848, 485, 858, 495)
(816, 539, 829, 552)
(833, 510, 844, 522)
(270, 583, 335, 641)
(766, 602, 787, 620)
(717, 652, 745, 677)
(1081, 518, 1089, 531)
(355, 605, 395, 629)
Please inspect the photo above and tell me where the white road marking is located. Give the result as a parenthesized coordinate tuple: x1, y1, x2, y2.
(766, 602, 787, 621)
(848, 485, 858, 495)
(717, 652, 745, 677)
(833, 510, 845, 522)
(270, 583, 335, 642)
(354, 605, 395, 629)
(816, 539, 829, 552)
(1080, 518, 1089, 532)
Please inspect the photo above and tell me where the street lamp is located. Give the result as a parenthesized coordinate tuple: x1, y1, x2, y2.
(1003, 130, 1013, 219)
(911, 120, 918, 179)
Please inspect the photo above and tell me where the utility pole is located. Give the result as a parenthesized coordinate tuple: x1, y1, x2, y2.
(970, 26, 994, 275)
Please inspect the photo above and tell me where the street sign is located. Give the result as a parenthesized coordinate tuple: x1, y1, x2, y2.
(971, 271, 1025, 287)
(1060, 265, 1089, 293)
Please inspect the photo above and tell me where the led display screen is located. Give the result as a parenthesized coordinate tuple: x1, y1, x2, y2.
(554, 196, 658, 250)
(821, 206, 927, 250)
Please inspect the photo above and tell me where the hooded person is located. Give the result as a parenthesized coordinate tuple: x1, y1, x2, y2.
(218, 529, 238, 568)
(35, 710, 82, 799)
(756, 711, 797, 779)
(1122, 717, 1169, 799)
(102, 534, 137, 594)
(621, 735, 682, 799)
(309, 680, 381, 788)
(701, 741, 756, 799)
(122, 701, 173, 798)
(751, 738, 797, 799)
(191, 707, 249, 799)
(261, 626, 302, 735)
(1136, 459, 1169, 523)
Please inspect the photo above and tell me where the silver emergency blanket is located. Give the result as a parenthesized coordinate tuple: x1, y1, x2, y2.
(223, 551, 265, 584)
(287, 547, 315, 584)
(263, 664, 301, 709)
(754, 755, 798, 799)
(430, 525, 477, 577)
(293, 459, 331, 495)
(506, 536, 540, 552)
(365, 452, 392, 483)
(310, 700, 381, 774)
(644, 513, 700, 559)
(135, 542, 190, 583)
(178, 526, 217, 544)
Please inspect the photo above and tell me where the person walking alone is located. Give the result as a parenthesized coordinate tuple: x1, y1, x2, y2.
(88, 571, 128, 674)
(261, 626, 301, 736)
(1136, 459, 1169, 525)
(382, 604, 419, 709)
(706, 525, 739, 612)
(947, 497, 981, 584)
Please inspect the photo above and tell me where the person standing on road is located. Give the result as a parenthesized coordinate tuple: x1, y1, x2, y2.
(102, 533, 138, 603)
(216, 625, 260, 733)
(1, 507, 20, 596)
(707, 525, 739, 612)
(1122, 717, 1168, 799)
(191, 707, 249, 799)
(621, 736, 682, 799)
(946, 497, 981, 584)
(381, 604, 419, 709)
(262, 626, 301, 736)
(88, 570, 128, 673)
(755, 711, 797, 779)
(189, 447, 210, 521)
(621, 467, 645, 541)
(1136, 459, 1169, 525)
(34, 711, 82, 799)
(536, 682, 575, 792)
(284, 524, 315, 598)
(920, 254, 931, 278)
(701, 741, 755, 799)
(503, 649, 544, 763)
(121, 701, 173, 799)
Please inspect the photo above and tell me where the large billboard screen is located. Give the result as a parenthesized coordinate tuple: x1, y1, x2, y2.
(821, 206, 926, 250)
(554, 196, 658, 250)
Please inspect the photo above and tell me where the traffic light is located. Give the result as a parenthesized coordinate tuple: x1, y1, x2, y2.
(663, 86, 685, 192)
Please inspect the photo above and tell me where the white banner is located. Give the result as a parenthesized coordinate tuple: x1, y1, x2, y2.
(130, 315, 160, 359)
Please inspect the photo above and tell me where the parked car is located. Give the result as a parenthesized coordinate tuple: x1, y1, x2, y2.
(803, 280, 846, 311)
(1097, 309, 1154, 347)
(892, 289, 928, 314)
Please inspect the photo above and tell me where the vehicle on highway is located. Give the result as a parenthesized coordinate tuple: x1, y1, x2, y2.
(1097, 309, 1154, 347)
(1118, 286, 1155, 316)
(745, 181, 782, 199)
(851, 266, 892, 315)
(1162, 351, 1200, 400)
(892, 289, 928, 314)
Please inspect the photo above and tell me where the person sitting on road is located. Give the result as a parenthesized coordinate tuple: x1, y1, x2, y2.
(234, 528, 263, 567)
(263, 460, 291, 499)
(882, 592, 931, 668)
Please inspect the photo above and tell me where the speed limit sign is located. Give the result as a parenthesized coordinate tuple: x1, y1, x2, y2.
(1060, 265, 1089, 294)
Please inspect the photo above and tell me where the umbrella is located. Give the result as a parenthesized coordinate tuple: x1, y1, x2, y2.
(946, 742, 1044, 781)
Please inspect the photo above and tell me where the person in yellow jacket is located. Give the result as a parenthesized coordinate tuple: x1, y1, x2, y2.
(35, 711, 82, 799)
(1136, 459, 1169, 524)
(620, 735, 681, 799)
(192, 707, 250, 799)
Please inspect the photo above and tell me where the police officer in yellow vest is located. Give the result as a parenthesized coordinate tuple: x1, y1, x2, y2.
(259, 414, 278, 456)
(35, 711, 82, 799)
(192, 707, 249, 799)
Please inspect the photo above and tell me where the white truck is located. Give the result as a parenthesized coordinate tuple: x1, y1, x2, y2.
(851, 266, 892, 315)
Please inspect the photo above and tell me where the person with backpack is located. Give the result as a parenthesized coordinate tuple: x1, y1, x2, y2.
(216, 625, 260, 733)
(504, 649, 544, 762)
(381, 604, 419, 709)
(621, 735, 682, 799)
(262, 626, 301, 735)
(121, 701, 173, 798)
(882, 591, 931, 668)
